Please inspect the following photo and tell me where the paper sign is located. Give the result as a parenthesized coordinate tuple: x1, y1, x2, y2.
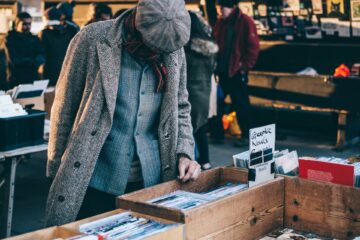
(312, 0, 323, 14)
(248, 124, 276, 188)
(250, 124, 275, 154)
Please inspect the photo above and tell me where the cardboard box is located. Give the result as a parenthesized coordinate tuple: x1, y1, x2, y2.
(117, 167, 284, 240)
(7, 227, 78, 240)
(62, 209, 184, 240)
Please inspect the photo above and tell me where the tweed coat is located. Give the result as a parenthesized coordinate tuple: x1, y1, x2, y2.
(45, 13, 195, 226)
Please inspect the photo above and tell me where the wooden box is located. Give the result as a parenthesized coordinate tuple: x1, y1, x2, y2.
(284, 176, 360, 239)
(7, 227, 78, 240)
(62, 209, 184, 240)
(117, 167, 284, 240)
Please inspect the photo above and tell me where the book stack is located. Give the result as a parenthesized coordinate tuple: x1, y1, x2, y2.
(148, 183, 249, 210)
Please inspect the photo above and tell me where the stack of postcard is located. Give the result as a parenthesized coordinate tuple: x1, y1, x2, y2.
(68, 212, 178, 240)
(148, 183, 248, 210)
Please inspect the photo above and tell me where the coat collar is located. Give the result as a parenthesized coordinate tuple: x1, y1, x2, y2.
(97, 9, 180, 123)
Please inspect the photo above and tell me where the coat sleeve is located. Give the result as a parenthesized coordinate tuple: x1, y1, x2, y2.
(47, 31, 88, 178)
(176, 49, 195, 160)
(240, 17, 260, 71)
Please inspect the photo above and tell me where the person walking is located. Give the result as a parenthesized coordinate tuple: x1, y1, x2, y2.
(39, 7, 77, 86)
(4, 12, 45, 89)
(45, 0, 201, 227)
(214, 0, 260, 146)
(185, 11, 218, 170)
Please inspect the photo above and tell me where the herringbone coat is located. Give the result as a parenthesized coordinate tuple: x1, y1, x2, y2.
(45, 13, 194, 226)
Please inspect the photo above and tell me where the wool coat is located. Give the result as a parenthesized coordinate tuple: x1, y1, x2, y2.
(45, 13, 195, 226)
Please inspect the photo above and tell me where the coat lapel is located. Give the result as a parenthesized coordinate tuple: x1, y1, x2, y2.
(96, 11, 129, 119)
(160, 52, 180, 125)
(97, 42, 121, 118)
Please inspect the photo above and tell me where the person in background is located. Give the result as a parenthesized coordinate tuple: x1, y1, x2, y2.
(39, 7, 77, 87)
(214, 0, 260, 147)
(86, 3, 113, 25)
(56, 1, 80, 32)
(185, 11, 218, 170)
(45, 0, 200, 226)
(4, 12, 45, 90)
(113, 8, 128, 19)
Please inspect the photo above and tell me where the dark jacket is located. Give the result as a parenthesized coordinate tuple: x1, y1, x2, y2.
(186, 38, 217, 132)
(4, 30, 45, 89)
(39, 24, 77, 86)
(214, 8, 260, 77)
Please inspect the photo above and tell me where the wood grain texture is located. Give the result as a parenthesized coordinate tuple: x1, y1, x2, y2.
(7, 227, 78, 240)
(284, 177, 360, 239)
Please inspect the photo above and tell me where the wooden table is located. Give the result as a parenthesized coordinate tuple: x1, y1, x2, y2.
(0, 144, 48, 238)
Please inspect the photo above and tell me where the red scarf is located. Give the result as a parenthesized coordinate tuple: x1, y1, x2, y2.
(123, 10, 167, 92)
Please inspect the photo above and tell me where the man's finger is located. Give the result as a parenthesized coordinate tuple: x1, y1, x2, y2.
(190, 165, 201, 180)
(178, 159, 188, 179)
(182, 163, 196, 182)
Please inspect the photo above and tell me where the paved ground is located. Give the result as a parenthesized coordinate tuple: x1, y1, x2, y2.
(9, 129, 360, 236)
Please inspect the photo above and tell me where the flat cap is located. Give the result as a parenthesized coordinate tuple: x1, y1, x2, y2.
(136, 0, 191, 53)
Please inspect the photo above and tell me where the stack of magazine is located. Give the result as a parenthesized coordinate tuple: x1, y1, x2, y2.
(148, 182, 248, 210)
(67, 212, 178, 240)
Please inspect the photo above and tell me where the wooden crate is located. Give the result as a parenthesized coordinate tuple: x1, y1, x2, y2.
(284, 176, 360, 239)
(117, 167, 285, 240)
(7, 227, 78, 240)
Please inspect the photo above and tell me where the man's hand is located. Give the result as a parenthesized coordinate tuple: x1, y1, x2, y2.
(178, 157, 201, 183)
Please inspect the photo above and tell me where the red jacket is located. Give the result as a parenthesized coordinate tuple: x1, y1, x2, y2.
(214, 8, 260, 77)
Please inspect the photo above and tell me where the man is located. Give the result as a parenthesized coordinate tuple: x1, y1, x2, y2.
(56, 1, 80, 32)
(4, 12, 45, 89)
(85, 3, 113, 25)
(39, 7, 77, 86)
(45, 0, 201, 226)
(214, 0, 260, 146)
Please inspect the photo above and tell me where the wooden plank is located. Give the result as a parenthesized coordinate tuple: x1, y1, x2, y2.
(284, 177, 360, 239)
(198, 205, 283, 240)
(7, 227, 78, 240)
(220, 167, 248, 184)
(183, 177, 284, 240)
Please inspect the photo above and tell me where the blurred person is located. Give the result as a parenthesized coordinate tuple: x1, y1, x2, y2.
(45, 0, 200, 226)
(113, 8, 128, 19)
(214, 0, 260, 147)
(39, 7, 77, 86)
(56, 1, 80, 32)
(86, 3, 113, 25)
(4, 12, 45, 89)
(185, 11, 218, 170)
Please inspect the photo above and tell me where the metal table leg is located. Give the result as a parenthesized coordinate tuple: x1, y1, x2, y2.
(0, 157, 17, 238)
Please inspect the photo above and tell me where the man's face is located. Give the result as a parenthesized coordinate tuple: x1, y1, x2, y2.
(17, 18, 32, 34)
(100, 13, 111, 21)
(221, 6, 233, 18)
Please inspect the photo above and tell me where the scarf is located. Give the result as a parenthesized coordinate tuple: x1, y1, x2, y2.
(123, 10, 167, 92)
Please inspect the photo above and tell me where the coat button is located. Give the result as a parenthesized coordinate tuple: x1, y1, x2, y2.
(91, 130, 97, 136)
(163, 165, 171, 171)
(58, 195, 65, 202)
(74, 162, 81, 168)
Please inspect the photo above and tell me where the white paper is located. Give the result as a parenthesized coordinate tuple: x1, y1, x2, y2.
(321, 18, 339, 35)
(312, 0, 323, 14)
(13, 79, 49, 99)
(0, 95, 13, 106)
(275, 151, 299, 173)
(249, 124, 275, 154)
(352, 22, 360, 37)
(338, 21, 351, 37)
